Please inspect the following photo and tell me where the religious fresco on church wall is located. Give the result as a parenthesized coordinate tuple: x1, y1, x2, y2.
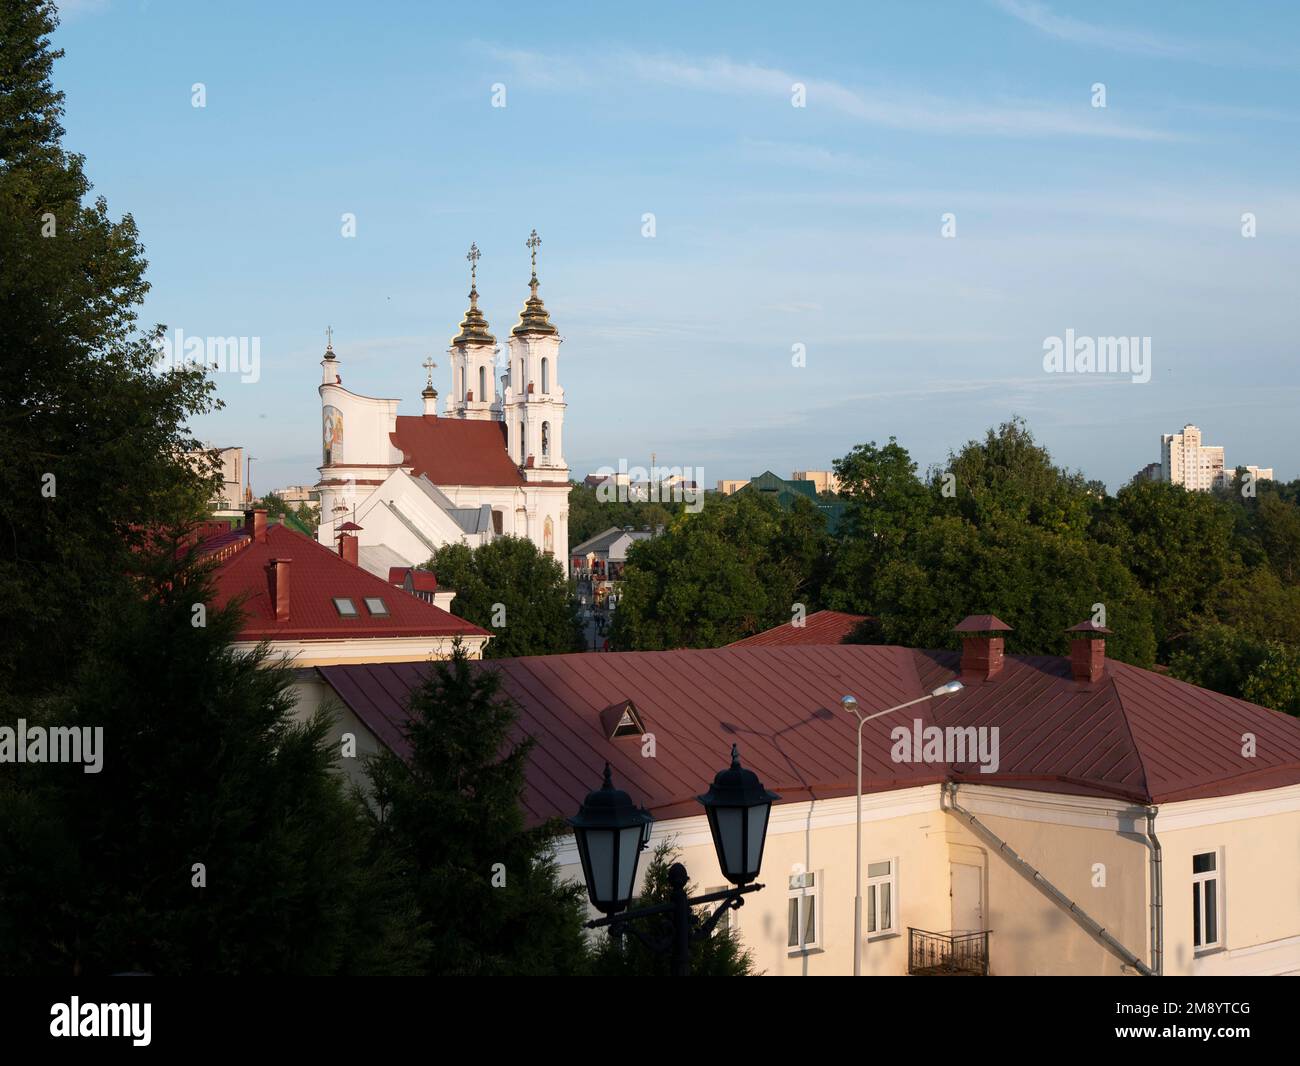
(544, 515, 554, 556)
(323, 406, 343, 465)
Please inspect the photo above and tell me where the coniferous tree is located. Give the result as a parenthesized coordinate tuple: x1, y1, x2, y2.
(364, 642, 590, 975)
(0, 542, 423, 974)
(587, 840, 758, 976)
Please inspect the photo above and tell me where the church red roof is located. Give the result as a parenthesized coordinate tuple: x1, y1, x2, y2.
(729, 610, 870, 647)
(202, 522, 488, 642)
(317, 645, 1300, 822)
(390, 415, 524, 487)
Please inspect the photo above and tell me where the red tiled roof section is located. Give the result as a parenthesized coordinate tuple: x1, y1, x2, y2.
(204, 523, 488, 642)
(391, 415, 524, 487)
(320, 645, 1300, 824)
(729, 610, 870, 647)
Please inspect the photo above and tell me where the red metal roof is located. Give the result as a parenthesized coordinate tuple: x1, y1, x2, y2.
(954, 614, 1013, 633)
(390, 415, 524, 487)
(318, 645, 1300, 822)
(204, 523, 488, 642)
(319, 642, 1300, 826)
(729, 610, 869, 647)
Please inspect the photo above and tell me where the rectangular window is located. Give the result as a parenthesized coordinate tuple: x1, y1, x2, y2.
(364, 597, 388, 616)
(866, 858, 897, 936)
(787, 871, 819, 951)
(332, 597, 358, 617)
(1192, 850, 1221, 951)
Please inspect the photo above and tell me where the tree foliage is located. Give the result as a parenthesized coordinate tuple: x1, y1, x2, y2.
(428, 537, 583, 658)
(0, 547, 418, 975)
(363, 643, 590, 975)
(587, 840, 758, 977)
(567, 481, 682, 546)
(0, 0, 216, 697)
(610, 491, 831, 650)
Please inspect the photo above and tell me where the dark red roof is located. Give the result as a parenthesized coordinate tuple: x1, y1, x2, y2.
(954, 614, 1013, 633)
(408, 569, 438, 593)
(390, 415, 524, 487)
(204, 523, 488, 642)
(729, 610, 869, 647)
(317, 645, 1300, 822)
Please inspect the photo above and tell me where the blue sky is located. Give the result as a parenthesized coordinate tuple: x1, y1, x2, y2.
(52, 0, 1300, 492)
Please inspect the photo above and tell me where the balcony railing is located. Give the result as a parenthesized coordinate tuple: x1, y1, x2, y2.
(907, 928, 990, 975)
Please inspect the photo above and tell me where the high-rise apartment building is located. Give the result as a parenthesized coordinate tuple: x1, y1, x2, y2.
(1161, 425, 1225, 491)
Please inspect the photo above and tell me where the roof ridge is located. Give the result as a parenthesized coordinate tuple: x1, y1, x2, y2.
(1103, 661, 1171, 805)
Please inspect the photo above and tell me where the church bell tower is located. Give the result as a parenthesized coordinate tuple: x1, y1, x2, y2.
(503, 229, 567, 483)
(447, 242, 501, 421)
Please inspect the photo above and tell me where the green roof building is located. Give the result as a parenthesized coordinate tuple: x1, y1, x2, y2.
(739, 470, 846, 533)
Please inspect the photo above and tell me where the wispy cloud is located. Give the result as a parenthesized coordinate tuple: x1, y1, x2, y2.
(990, 0, 1292, 66)
(482, 44, 1180, 142)
(991, 0, 1196, 58)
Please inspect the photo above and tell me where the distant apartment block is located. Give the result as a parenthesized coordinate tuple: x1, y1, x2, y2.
(1159, 425, 1273, 492)
(1161, 425, 1224, 491)
(187, 444, 244, 512)
(792, 469, 841, 495)
(272, 484, 321, 510)
(716, 478, 750, 495)
(1132, 462, 1162, 484)
(1214, 464, 1274, 490)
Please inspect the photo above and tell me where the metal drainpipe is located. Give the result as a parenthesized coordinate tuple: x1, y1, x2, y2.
(945, 783, 1154, 976)
(1146, 806, 1164, 976)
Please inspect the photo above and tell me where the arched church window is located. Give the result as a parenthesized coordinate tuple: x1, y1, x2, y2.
(518, 421, 526, 461)
(479, 365, 486, 403)
(542, 421, 550, 457)
(541, 357, 549, 394)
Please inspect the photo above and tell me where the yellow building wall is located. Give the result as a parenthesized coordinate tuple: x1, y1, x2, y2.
(944, 808, 1150, 976)
(1159, 805, 1300, 975)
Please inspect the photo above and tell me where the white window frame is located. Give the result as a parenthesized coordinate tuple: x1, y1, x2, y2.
(1192, 848, 1224, 954)
(866, 856, 899, 938)
(787, 869, 821, 953)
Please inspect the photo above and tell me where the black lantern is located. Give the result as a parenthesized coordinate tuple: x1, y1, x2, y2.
(568, 763, 654, 915)
(697, 744, 780, 886)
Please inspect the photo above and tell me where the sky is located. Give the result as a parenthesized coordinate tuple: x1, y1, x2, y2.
(50, 0, 1300, 493)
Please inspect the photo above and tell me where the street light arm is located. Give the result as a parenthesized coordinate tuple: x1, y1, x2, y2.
(856, 691, 939, 728)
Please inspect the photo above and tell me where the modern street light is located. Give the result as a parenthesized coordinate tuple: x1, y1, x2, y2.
(842, 679, 964, 976)
(569, 746, 779, 976)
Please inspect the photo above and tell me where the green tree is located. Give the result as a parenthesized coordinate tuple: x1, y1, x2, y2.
(1168, 624, 1270, 701)
(428, 537, 582, 658)
(610, 491, 830, 650)
(824, 437, 931, 612)
(0, 544, 419, 975)
(1241, 644, 1300, 717)
(363, 643, 590, 975)
(0, 0, 216, 696)
(828, 422, 1156, 663)
(1251, 493, 1300, 585)
(587, 840, 757, 976)
(1092, 479, 1239, 652)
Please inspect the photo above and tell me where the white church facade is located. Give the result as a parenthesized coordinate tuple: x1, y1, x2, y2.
(314, 234, 571, 577)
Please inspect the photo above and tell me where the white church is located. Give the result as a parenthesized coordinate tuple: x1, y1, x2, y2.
(314, 233, 571, 577)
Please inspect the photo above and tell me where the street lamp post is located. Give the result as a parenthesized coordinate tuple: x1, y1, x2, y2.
(569, 746, 779, 976)
(842, 680, 964, 976)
